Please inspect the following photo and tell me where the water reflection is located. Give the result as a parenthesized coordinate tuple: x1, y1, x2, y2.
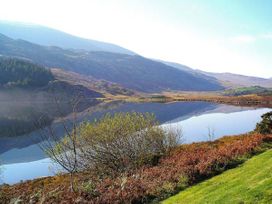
(0, 101, 216, 164)
(0, 101, 270, 184)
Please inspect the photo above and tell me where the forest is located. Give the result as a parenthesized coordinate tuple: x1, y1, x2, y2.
(0, 57, 54, 88)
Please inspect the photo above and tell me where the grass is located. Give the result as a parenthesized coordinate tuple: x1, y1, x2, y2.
(1, 134, 271, 203)
(162, 150, 272, 204)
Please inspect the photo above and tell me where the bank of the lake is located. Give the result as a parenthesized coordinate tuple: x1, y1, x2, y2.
(1, 102, 270, 184)
(1, 133, 271, 204)
(163, 149, 272, 204)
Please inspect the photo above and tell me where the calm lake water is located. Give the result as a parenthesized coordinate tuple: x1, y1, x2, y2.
(0, 101, 271, 184)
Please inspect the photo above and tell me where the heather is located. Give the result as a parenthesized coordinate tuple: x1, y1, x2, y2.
(1, 133, 271, 203)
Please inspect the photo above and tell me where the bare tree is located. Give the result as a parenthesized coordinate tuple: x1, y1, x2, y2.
(36, 90, 85, 192)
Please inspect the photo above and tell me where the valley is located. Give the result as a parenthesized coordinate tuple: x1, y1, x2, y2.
(0, 17, 272, 204)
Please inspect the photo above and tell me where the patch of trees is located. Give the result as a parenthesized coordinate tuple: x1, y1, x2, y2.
(224, 86, 272, 96)
(0, 57, 54, 88)
(255, 111, 272, 134)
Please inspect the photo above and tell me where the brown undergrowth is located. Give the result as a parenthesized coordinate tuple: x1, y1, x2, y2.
(1, 133, 272, 204)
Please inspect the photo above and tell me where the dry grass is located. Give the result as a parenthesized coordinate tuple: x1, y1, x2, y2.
(1, 133, 271, 203)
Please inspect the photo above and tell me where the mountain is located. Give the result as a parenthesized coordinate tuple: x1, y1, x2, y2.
(0, 33, 224, 92)
(51, 68, 134, 96)
(0, 57, 105, 137)
(0, 57, 53, 88)
(162, 60, 272, 88)
(157, 60, 199, 74)
(0, 21, 134, 55)
(203, 72, 272, 88)
(0, 56, 103, 98)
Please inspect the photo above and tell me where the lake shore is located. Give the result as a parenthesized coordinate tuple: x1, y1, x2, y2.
(1, 133, 271, 204)
(108, 92, 272, 108)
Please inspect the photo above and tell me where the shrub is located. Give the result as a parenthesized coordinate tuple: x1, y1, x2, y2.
(78, 112, 180, 175)
(255, 111, 272, 134)
(177, 175, 189, 190)
(2, 133, 272, 203)
(47, 112, 180, 178)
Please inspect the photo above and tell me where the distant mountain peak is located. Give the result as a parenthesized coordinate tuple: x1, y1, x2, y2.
(0, 21, 135, 55)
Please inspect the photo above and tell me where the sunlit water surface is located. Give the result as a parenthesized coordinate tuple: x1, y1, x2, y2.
(0, 101, 270, 184)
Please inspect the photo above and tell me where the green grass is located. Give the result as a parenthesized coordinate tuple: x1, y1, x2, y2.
(162, 150, 272, 204)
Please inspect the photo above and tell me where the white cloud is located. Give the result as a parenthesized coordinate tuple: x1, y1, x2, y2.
(230, 33, 272, 44)
(230, 35, 256, 43)
(260, 34, 272, 39)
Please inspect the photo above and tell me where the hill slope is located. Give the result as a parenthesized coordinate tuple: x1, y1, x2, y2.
(0, 34, 224, 92)
(162, 60, 272, 88)
(163, 150, 272, 204)
(0, 57, 54, 88)
(0, 21, 134, 55)
(0, 57, 104, 137)
(224, 86, 272, 96)
(206, 72, 272, 88)
(51, 68, 134, 96)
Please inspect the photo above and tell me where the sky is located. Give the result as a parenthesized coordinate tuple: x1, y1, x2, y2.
(0, 0, 271, 77)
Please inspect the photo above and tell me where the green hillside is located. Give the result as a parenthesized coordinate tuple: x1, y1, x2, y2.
(0, 57, 53, 88)
(163, 150, 272, 204)
(224, 86, 272, 96)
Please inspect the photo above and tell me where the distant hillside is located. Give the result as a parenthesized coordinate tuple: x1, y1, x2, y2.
(223, 86, 272, 96)
(0, 56, 105, 98)
(0, 21, 134, 55)
(0, 57, 105, 137)
(0, 57, 54, 88)
(161, 60, 272, 88)
(205, 72, 272, 88)
(0, 34, 223, 92)
(51, 68, 134, 96)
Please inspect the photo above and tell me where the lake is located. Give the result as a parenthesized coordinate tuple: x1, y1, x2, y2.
(0, 101, 271, 184)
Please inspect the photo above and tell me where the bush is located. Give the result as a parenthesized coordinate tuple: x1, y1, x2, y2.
(3, 133, 272, 203)
(255, 112, 272, 134)
(48, 112, 180, 177)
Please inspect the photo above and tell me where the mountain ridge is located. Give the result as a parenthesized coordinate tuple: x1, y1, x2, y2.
(161, 60, 272, 88)
(0, 33, 224, 92)
(0, 21, 135, 55)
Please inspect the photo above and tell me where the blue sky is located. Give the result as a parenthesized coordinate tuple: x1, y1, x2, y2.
(0, 0, 271, 77)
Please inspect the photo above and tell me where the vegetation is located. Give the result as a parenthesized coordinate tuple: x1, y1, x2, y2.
(163, 150, 272, 204)
(1, 132, 271, 203)
(0, 57, 54, 88)
(255, 111, 272, 134)
(224, 86, 272, 96)
(156, 92, 272, 108)
(51, 68, 134, 97)
(41, 112, 180, 192)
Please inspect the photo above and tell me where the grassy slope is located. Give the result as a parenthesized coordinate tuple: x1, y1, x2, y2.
(163, 150, 272, 204)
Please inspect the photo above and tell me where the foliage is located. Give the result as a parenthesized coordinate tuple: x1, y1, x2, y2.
(163, 149, 272, 204)
(255, 111, 272, 134)
(224, 86, 272, 96)
(46, 112, 180, 177)
(1, 133, 272, 203)
(0, 57, 54, 88)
